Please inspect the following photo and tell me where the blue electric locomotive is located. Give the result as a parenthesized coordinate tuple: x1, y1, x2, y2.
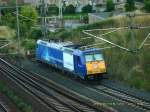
(36, 39, 106, 79)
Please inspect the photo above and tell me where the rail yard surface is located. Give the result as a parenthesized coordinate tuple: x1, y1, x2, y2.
(0, 58, 116, 112)
(1, 57, 149, 112)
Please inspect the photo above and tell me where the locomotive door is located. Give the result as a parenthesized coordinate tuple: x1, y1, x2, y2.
(74, 56, 84, 78)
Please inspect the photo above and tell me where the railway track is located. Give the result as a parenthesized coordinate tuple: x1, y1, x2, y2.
(87, 84, 150, 111)
(0, 103, 7, 112)
(0, 58, 115, 112)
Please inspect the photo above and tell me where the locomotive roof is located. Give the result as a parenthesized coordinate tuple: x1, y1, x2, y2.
(37, 39, 74, 49)
(37, 39, 101, 52)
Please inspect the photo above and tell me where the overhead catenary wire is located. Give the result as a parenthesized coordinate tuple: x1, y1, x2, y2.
(83, 30, 131, 52)
(100, 46, 116, 50)
(84, 27, 128, 32)
(139, 32, 150, 49)
(81, 28, 129, 50)
(81, 37, 93, 40)
(12, 12, 35, 21)
(0, 52, 19, 56)
(0, 5, 24, 9)
(0, 41, 12, 49)
(82, 12, 150, 52)
(83, 25, 150, 52)
(80, 42, 106, 49)
(144, 44, 150, 46)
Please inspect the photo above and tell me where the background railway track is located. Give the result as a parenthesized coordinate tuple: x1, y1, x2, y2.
(88, 85, 150, 111)
(0, 58, 115, 112)
(100, 80, 150, 103)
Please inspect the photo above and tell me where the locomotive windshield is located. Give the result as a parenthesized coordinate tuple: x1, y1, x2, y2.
(85, 53, 103, 62)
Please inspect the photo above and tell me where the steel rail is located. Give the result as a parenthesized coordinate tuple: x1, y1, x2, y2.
(0, 103, 7, 112)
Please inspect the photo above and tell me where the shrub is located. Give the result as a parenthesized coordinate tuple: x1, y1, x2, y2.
(29, 28, 42, 40)
(64, 4, 76, 14)
(22, 39, 35, 50)
(125, 0, 136, 12)
(47, 4, 59, 15)
(82, 4, 92, 13)
(106, 0, 115, 12)
(144, 0, 150, 12)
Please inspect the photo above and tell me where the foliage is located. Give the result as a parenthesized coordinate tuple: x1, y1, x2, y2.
(57, 31, 72, 40)
(82, 4, 93, 13)
(9, 0, 16, 5)
(144, 0, 150, 12)
(106, 0, 115, 12)
(0, 81, 32, 112)
(64, 4, 76, 14)
(47, 4, 59, 15)
(125, 0, 136, 12)
(29, 28, 42, 40)
(1, 5, 38, 40)
(1, 13, 16, 29)
(19, 5, 38, 38)
(22, 39, 35, 50)
(135, 0, 144, 2)
(77, 18, 116, 30)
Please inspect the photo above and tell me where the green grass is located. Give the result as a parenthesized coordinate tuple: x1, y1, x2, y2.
(0, 26, 18, 54)
(0, 81, 33, 112)
(0, 26, 16, 39)
(63, 13, 88, 20)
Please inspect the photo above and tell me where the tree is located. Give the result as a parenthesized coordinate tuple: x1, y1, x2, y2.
(19, 5, 38, 38)
(144, 0, 150, 12)
(64, 4, 76, 14)
(9, 0, 15, 5)
(106, 0, 115, 12)
(47, 4, 59, 15)
(125, 0, 136, 12)
(2, 5, 38, 39)
(2, 13, 16, 28)
(29, 28, 42, 40)
(82, 4, 93, 13)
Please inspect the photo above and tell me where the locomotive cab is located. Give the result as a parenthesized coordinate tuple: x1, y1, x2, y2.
(84, 50, 106, 78)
